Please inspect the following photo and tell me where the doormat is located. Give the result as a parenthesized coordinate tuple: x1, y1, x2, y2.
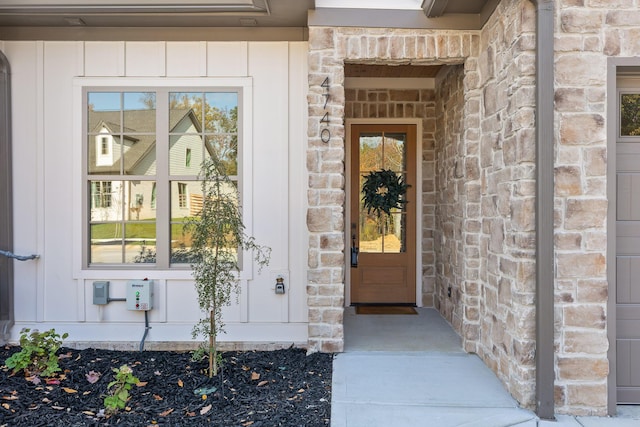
(355, 305, 418, 315)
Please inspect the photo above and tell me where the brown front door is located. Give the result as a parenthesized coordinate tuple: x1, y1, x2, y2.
(350, 124, 416, 304)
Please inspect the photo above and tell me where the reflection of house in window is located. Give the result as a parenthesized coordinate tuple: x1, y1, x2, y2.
(178, 182, 187, 208)
(91, 181, 112, 208)
(95, 134, 113, 167)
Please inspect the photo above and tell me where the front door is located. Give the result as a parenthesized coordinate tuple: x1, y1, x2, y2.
(350, 124, 416, 304)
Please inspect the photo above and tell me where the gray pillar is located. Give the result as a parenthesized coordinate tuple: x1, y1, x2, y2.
(531, 0, 555, 420)
(0, 49, 13, 345)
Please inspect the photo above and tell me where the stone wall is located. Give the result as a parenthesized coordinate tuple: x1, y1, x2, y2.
(434, 65, 468, 338)
(473, 0, 538, 408)
(345, 88, 437, 306)
(553, 0, 616, 416)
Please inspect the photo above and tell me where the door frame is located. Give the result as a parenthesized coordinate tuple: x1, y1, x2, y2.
(345, 118, 422, 307)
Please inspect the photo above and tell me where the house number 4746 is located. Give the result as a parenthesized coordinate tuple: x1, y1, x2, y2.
(320, 77, 330, 143)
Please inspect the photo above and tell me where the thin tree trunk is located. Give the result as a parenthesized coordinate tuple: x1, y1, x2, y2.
(209, 308, 214, 377)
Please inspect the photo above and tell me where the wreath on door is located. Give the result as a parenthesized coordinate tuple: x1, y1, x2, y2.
(361, 169, 409, 216)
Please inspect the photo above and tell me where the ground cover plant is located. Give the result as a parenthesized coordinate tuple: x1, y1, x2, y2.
(0, 346, 332, 427)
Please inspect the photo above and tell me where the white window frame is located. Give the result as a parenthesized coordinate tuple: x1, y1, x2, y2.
(72, 77, 254, 280)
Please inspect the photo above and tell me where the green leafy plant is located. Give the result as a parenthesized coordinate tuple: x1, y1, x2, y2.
(4, 328, 68, 379)
(104, 365, 139, 414)
(187, 155, 270, 378)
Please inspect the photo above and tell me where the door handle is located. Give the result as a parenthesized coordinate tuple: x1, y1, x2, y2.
(351, 234, 359, 268)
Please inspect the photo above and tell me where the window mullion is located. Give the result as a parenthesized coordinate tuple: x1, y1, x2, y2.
(155, 90, 170, 269)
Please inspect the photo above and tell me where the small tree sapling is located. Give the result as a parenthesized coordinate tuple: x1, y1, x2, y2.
(187, 155, 270, 377)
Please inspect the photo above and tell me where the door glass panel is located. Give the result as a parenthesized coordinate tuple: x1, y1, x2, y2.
(358, 132, 408, 253)
(384, 133, 407, 172)
(621, 93, 640, 137)
(359, 133, 383, 170)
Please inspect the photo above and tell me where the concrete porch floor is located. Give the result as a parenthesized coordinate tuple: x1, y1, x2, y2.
(331, 307, 640, 427)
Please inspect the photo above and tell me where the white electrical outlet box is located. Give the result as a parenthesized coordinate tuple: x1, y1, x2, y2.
(126, 280, 153, 311)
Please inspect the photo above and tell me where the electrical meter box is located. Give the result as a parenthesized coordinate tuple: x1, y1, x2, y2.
(126, 280, 153, 311)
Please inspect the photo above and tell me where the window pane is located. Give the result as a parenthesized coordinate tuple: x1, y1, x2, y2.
(204, 92, 238, 133)
(90, 180, 123, 221)
(125, 222, 156, 263)
(170, 92, 203, 133)
(621, 93, 640, 137)
(358, 213, 405, 254)
(88, 134, 121, 174)
(384, 133, 406, 172)
(171, 181, 201, 218)
(359, 134, 383, 171)
(90, 223, 123, 264)
(123, 134, 156, 176)
(88, 92, 122, 175)
(171, 222, 195, 264)
(205, 135, 238, 176)
(88, 92, 121, 132)
(127, 181, 157, 221)
(124, 92, 156, 130)
(170, 134, 204, 175)
(359, 211, 383, 253)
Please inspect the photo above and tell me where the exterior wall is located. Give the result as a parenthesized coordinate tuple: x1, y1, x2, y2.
(474, 0, 538, 408)
(434, 65, 468, 341)
(345, 87, 437, 306)
(553, 0, 626, 416)
(2, 40, 309, 349)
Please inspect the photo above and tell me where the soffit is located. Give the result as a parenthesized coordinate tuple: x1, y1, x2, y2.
(0, 0, 499, 29)
(310, 0, 500, 30)
(0, 0, 313, 28)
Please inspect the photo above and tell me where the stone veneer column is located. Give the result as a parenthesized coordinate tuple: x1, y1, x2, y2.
(553, 0, 617, 416)
(307, 27, 346, 353)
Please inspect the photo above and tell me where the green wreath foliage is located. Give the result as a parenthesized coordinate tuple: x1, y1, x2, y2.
(361, 169, 409, 216)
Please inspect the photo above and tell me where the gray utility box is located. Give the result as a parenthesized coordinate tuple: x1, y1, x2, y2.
(92, 281, 109, 305)
(126, 280, 153, 311)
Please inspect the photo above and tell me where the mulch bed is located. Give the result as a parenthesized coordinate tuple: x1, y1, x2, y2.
(0, 346, 332, 427)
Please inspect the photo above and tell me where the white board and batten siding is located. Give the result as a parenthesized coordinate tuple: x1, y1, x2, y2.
(2, 40, 309, 346)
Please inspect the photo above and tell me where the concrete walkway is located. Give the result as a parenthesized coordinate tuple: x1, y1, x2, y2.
(331, 307, 640, 426)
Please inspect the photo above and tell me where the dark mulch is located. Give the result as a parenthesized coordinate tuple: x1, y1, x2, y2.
(0, 346, 332, 427)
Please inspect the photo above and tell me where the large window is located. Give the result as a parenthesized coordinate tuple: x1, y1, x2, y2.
(85, 88, 239, 268)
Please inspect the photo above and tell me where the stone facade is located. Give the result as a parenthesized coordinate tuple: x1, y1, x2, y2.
(553, 0, 615, 416)
(307, 0, 630, 416)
